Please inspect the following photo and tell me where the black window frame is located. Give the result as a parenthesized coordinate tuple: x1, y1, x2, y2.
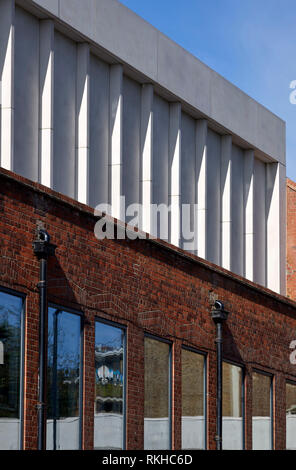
(222, 358, 245, 450)
(144, 333, 172, 450)
(47, 303, 84, 450)
(252, 368, 274, 450)
(94, 316, 127, 450)
(285, 379, 296, 450)
(181, 345, 207, 450)
(0, 285, 26, 450)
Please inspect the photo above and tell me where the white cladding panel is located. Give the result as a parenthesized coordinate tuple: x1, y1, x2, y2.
(152, 94, 169, 238)
(122, 75, 141, 222)
(14, 7, 39, 181)
(231, 144, 244, 277)
(153, 94, 169, 206)
(89, 54, 109, 209)
(0, 3, 286, 294)
(181, 112, 196, 252)
(53, 31, 76, 199)
(207, 129, 221, 266)
(253, 158, 267, 286)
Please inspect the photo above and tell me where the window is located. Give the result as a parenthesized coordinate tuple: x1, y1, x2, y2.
(47, 307, 83, 450)
(286, 382, 296, 450)
(94, 319, 125, 449)
(0, 289, 24, 450)
(252, 371, 273, 450)
(144, 336, 171, 450)
(181, 348, 206, 449)
(222, 362, 244, 449)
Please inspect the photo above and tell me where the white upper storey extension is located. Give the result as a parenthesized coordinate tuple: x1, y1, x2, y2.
(0, 0, 286, 294)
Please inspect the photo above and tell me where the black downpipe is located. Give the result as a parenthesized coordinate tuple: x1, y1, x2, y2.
(52, 309, 59, 451)
(33, 229, 56, 450)
(211, 301, 228, 451)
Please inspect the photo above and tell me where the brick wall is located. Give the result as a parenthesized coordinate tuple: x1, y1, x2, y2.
(1, 167, 296, 450)
(287, 178, 296, 300)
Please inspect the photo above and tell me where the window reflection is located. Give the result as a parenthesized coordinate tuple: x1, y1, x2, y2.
(252, 372, 272, 450)
(222, 362, 243, 450)
(0, 290, 23, 450)
(144, 337, 170, 450)
(286, 382, 296, 449)
(94, 321, 125, 449)
(181, 349, 205, 449)
(47, 307, 81, 450)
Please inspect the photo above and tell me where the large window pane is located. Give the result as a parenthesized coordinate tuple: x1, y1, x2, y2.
(222, 362, 243, 449)
(286, 382, 296, 449)
(181, 349, 205, 449)
(47, 307, 82, 450)
(252, 372, 272, 450)
(144, 337, 170, 450)
(0, 290, 23, 450)
(94, 321, 125, 449)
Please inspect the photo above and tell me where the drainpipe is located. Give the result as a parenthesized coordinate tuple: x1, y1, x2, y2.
(211, 300, 228, 451)
(33, 229, 56, 450)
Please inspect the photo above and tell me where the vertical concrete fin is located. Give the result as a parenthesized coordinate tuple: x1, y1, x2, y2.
(220, 135, 232, 271)
(76, 43, 90, 204)
(140, 83, 153, 234)
(169, 102, 181, 247)
(266, 162, 285, 294)
(196, 119, 208, 258)
(109, 64, 123, 220)
(243, 150, 254, 281)
(39, 19, 54, 188)
(280, 164, 287, 296)
(0, 0, 15, 171)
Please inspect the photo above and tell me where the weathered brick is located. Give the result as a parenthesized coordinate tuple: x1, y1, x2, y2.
(0, 167, 295, 450)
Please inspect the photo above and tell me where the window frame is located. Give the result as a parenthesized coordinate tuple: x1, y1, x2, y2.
(47, 303, 84, 450)
(181, 345, 207, 450)
(94, 316, 127, 450)
(252, 368, 274, 450)
(222, 358, 245, 450)
(0, 286, 26, 450)
(144, 333, 173, 450)
(285, 379, 296, 450)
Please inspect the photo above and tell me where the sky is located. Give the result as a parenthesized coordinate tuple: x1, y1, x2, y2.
(120, 0, 296, 181)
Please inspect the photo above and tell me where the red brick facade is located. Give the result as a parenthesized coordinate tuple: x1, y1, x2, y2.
(287, 178, 296, 301)
(1, 167, 296, 450)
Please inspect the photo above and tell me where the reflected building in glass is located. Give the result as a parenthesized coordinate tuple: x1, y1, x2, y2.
(0, 291, 24, 450)
(94, 321, 125, 450)
(47, 307, 82, 450)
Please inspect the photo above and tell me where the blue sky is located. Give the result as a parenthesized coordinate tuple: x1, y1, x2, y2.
(120, 0, 296, 180)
